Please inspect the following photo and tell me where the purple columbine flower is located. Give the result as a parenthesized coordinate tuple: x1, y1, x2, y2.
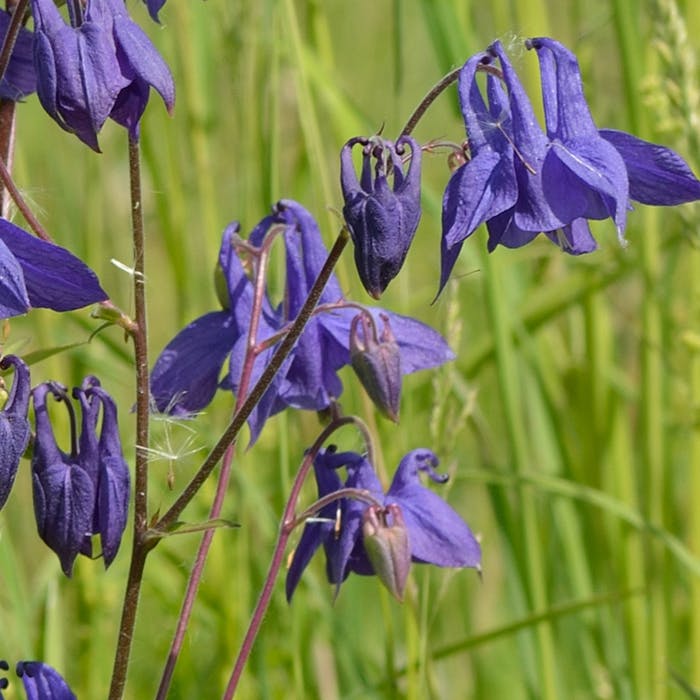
(341, 135, 422, 298)
(286, 447, 481, 601)
(151, 200, 454, 444)
(0, 10, 36, 100)
(30, 0, 174, 150)
(31, 378, 129, 576)
(0, 218, 108, 318)
(439, 38, 700, 291)
(0, 355, 31, 511)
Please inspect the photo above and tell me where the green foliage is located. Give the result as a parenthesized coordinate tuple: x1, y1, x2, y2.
(1, 0, 699, 698)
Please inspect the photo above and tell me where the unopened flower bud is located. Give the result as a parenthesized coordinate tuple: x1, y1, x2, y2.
(362, 503, 411, 601)
(350, 312, 402, 422)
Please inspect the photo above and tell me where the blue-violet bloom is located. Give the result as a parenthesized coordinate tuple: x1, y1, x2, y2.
(31, 378, 130, 576)
(31, 0, 174, 150)
(341, 135, 422, 298)
(151, 200, 454, 444)
(0, 218, 108, 318)
(286, 447, 481, 600)
(0, 355, 31, 510)
(440, 37, 700, 291)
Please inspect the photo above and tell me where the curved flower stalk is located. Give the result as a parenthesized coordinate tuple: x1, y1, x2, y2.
(341, 135, 422, 297)
(439, 37, 700, 291)
(30, 0, 175, 149)
(31, 378, 130, 576)
(286, 447, 481, 601)
(151, 199, 454, 443)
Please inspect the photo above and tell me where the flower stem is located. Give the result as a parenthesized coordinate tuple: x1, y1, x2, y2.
(223, 416, 363, 699)
(155, 227, 350, 532)
(154, 219, 278, 699)
(397, 63, 501, 139)
(108, 136, 151, 700)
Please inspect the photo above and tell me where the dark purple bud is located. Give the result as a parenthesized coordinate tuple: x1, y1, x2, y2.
(350, 311, 402, 422)
(16, 661, 76, 700)
(0, 356, 31, 510)
(341, 135, 422, 298)
(362, 503, 411, 600)
(31, 382, 96, 577)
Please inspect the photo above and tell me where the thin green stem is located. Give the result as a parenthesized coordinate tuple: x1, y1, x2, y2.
(108, 137, 151, 700)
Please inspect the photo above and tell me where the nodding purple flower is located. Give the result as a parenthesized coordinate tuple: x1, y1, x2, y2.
(151, 200, 454, 444)
(285, 447, 481, 601)
(439, 37, 700, 291)
(341, 135, 422, 298)
(0, 356, 31, 511)
(30, 0, 175, 150)
(0, 660, 76, 700)
(31, 378, 129, 576)
(0, 218, 108, 319)
(0, 10, 36, 100)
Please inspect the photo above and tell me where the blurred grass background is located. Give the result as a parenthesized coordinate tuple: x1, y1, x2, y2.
(0, 0, 699, 697)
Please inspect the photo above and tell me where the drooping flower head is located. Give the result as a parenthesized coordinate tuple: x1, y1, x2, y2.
(151, 200, 454, 444)
(0, 355, 31, 511)
(439, 37, 700, 291)
(341, 135, 422, 298)
(31, 378, 130, 576)
(286, 447, 481, 601)
(30, 0, 175, 149)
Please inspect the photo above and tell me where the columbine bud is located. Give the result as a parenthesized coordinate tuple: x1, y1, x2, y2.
(350, 311, 402, 422)
(362, 503, 411, 601)
(341, 135, 422, 298)
(31, 378, 130, 576)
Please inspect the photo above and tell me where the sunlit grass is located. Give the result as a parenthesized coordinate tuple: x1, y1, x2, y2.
(0, 0, 698, 697)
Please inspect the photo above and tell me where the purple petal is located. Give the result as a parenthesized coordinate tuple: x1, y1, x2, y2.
(0, 220, 107, 311)
(16, 661, 76, 700)
(0, 356, 31, 509)
(0, 235, 29, 317)
(530, 37, 629, 236)
(387, 450, 481, 568)
(151, 310, 238, 415)
(600, 128, 700, 205)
